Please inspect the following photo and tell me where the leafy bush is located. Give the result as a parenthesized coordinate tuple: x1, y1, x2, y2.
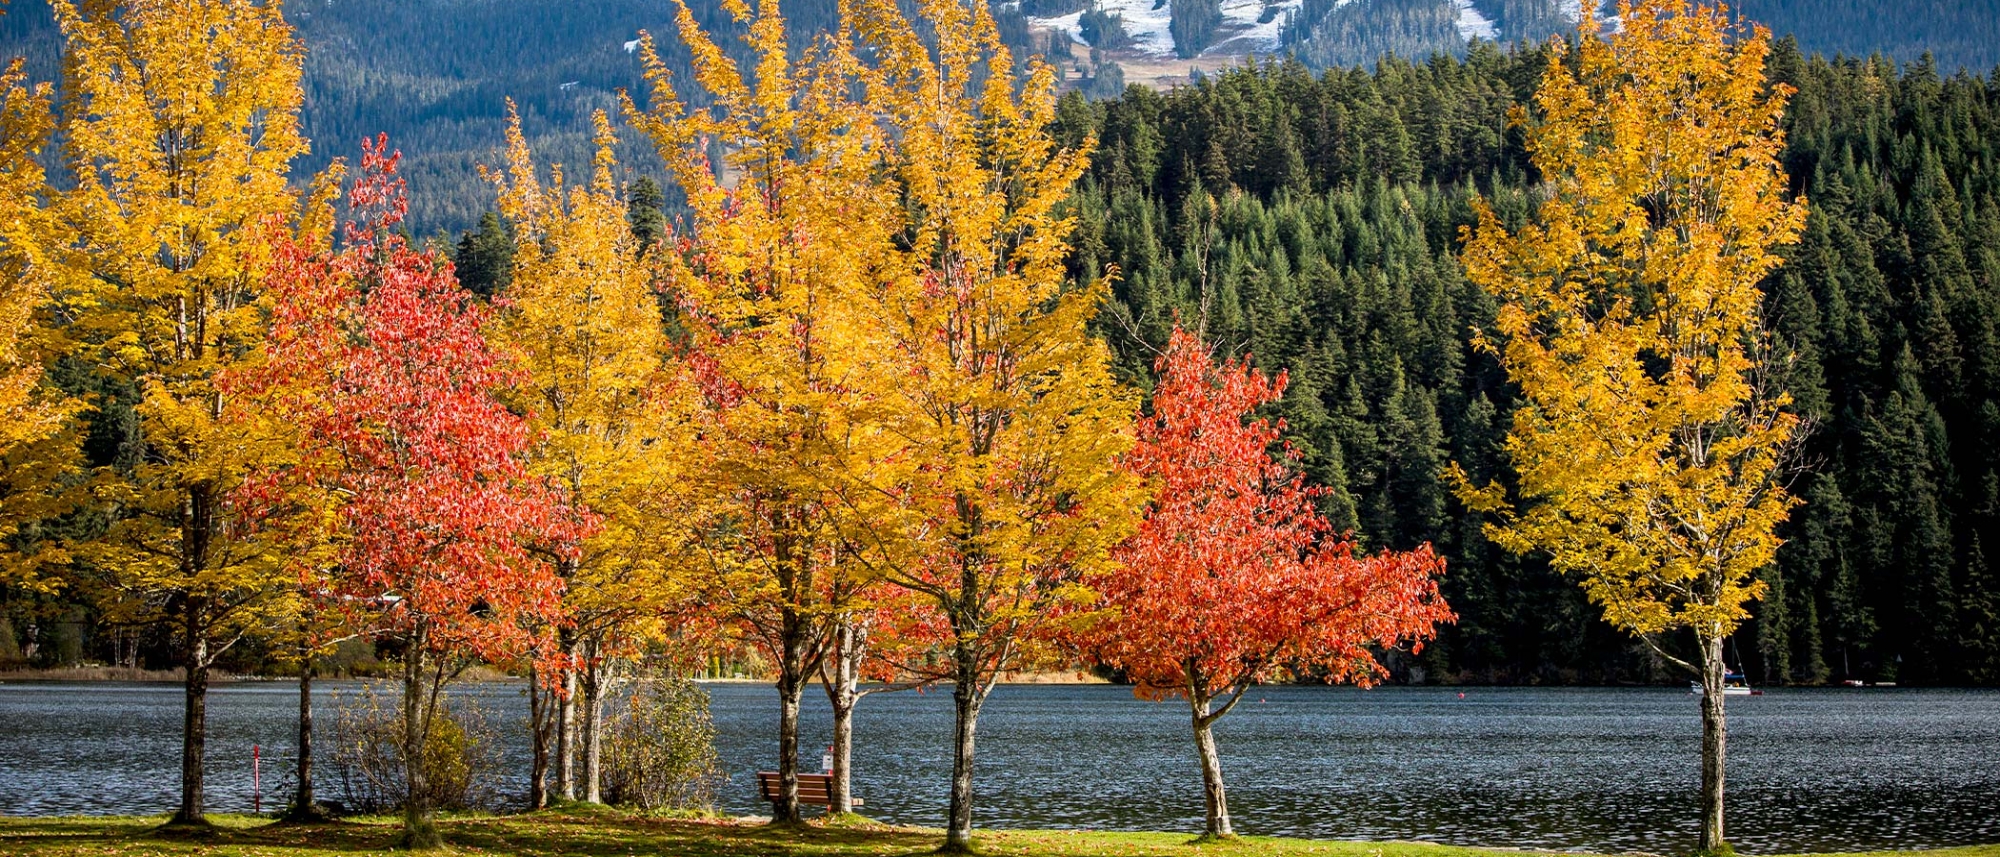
(328, 685, 503, 814)
(602, 675, 724, 812)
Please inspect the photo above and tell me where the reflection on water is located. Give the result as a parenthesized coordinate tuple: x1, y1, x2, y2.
(2, 681, 1995, 854)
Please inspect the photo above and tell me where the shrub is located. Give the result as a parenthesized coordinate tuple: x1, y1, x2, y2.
(328, 685, 503, 814)
(602, 675, 724, 812)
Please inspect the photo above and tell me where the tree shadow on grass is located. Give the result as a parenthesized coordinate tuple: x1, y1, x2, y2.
(441, 812, 945, 857)
(109, 809, 952, 856)
(0, 811, 949, 856)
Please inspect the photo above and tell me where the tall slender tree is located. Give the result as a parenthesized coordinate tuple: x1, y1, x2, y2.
(842, 0, 1144, 848)
(35, 0, 312, 826)
(622, 0, 902, 824)
(1452, 2, 1808, 852)
(488, 106, 692, 806)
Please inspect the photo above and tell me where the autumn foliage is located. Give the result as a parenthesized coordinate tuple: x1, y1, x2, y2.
(621, 0, 906, 822)
(1452, 1, 1808, 852)
(487, 106, 689, 806)
(24, 0, 313, 825)
(255, 139, 578, 847)
(0, 0, 1835, 851)
(1092, 325, 1451, 838)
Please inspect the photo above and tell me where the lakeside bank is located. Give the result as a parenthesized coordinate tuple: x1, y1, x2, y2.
(3, 812, 1994, 857)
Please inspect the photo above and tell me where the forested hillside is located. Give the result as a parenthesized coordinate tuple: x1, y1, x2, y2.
(0, 0, 840, 230)
(5, 0, 1997, 233)
(1052, 43, 2000, 686)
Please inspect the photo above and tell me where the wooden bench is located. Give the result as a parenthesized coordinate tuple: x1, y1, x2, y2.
(756, 771, 863, 809)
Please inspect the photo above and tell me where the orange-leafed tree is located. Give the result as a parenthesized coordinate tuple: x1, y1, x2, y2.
(1091, 325, 1453, 840)
(257, 139, 580, 850)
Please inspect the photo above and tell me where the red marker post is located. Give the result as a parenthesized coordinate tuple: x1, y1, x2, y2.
(253, 744, 261, 814)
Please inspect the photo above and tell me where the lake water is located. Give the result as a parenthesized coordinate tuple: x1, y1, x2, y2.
(1, 680, 1995, 854)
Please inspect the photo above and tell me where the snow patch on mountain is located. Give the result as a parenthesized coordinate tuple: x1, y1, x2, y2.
(1030, 0, 1310, 58)
(1454, 0, 1496, 40)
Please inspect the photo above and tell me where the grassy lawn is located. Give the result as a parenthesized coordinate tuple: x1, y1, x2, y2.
(1, 810, 1993, 857)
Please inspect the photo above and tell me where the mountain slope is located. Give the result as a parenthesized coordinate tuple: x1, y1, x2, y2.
(4, 0, 1995, 234)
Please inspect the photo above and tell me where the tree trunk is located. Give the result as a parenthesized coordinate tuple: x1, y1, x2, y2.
(528, 662, 551, 810)
(829, 694, 854, 814)
(772, 642, 806, 824)
(555, 632, 577, 802)
(1190, 694, 1233, 839)
(296, 660, 315, 811)
(400, 635, 442, 850)
(1699, 633, 1729, 854)
(822, 619, 860, 815)
(172, 615, 208, 826)
(282, 657, 331, 822)
(942, 662, 983, 853)
(580, 639, 606, 804)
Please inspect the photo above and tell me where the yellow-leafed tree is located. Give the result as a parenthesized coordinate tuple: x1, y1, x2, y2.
(1451, 2, 1808, 852)
(623, 0, 906, 823)
(487, 107, 695, 807)
(30, 0, 312, 826)
(0, 58, 68, 456)
(841, 0, 1143, 849)
(0, 54, 77, 575)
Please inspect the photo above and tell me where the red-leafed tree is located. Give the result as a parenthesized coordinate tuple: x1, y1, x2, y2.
(257, 138, 581, 850)
(1091, 325, 1455, 840)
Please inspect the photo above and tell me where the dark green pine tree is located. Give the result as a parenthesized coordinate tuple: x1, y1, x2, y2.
(627, 176, 667, 254)
(1168, 0, 1222, 59)
(1859, 347, 1958, 683)
(453, 211, 514, 298)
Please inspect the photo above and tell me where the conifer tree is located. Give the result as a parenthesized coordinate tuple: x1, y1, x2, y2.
(454, 212, 514, 298)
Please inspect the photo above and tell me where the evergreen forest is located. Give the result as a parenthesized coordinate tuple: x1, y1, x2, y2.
(1054, 43, 2000, 686)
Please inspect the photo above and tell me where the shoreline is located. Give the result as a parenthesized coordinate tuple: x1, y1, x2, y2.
(0, 667, 1945, 690)
(0, 667, 1112, 685)
(2, 812, 1994, 857)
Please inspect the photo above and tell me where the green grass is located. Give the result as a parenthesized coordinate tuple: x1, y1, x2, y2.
(0, 811, 1993, 857)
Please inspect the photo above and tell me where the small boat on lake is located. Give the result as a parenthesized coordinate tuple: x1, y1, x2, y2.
(1690, 671, 1761, 696)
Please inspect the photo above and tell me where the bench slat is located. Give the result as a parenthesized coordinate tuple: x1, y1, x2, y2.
(754, 772, 863, 808)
